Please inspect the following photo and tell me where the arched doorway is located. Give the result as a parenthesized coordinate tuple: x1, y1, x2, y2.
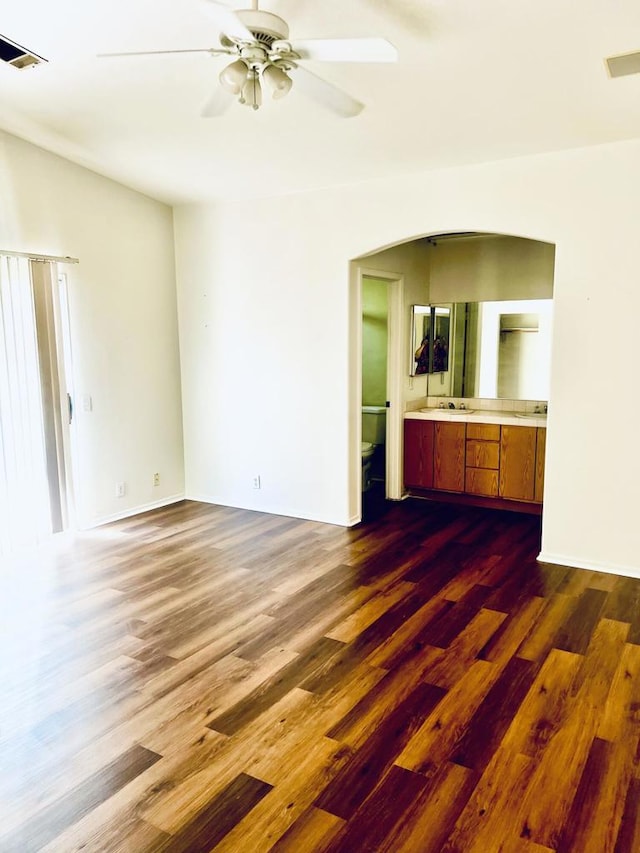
(349, 231, 556, 524)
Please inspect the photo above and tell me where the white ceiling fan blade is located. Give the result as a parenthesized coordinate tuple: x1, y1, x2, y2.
(201, 85, 234, 117)
(98, 48, 227, 58)
(290, 65, 364, 118)
(291, 37, 397, 63)
(201, 0, 254, 42)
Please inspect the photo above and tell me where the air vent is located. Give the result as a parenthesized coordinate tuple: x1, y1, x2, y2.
(606, 51, 640, 78)
(0, 33, 46, 69)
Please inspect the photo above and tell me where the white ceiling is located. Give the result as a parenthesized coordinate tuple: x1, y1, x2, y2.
(1, 0, 640, 205)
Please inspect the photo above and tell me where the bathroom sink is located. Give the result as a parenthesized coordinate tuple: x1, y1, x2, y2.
(515, 412, 547, 419)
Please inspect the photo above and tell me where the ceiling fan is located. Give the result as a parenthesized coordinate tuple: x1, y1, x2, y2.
(98, 0, 398, 118)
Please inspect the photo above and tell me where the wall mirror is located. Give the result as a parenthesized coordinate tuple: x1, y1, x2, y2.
(411, 298, 553, 401)
(410, 305, 451, 375)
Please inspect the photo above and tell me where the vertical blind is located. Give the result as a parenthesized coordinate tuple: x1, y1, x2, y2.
(0, 256, 52, 555)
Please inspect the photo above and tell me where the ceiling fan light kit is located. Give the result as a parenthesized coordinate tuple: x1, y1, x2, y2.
(98, 0, 398, 117)
(219, 58, 293, 108)
(217, 23, 294, 109)
(240, 68, 262, 109)
(219, 57, 249, 94)
(262, 63, 293, 99)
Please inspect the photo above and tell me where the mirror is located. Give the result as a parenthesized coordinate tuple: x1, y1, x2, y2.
(411, 298, 553, 400)
(411, 305, 451, 375)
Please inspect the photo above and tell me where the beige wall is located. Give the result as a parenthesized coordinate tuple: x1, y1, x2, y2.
(356, 239, 431, 406)
(429, 234, 555, 303)
(0, 131, 184, 527)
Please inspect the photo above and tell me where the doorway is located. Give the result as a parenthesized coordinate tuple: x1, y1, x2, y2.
(350, 266, 404, 524)
(361, 277, 389, 513)
(0, 256, 75, 555)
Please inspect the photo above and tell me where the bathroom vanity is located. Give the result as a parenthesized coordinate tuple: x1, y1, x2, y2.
(403, 286, 551, 513)
(404, 409, 547, 514)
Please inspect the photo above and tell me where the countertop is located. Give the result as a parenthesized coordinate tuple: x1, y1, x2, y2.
(405, 408, 547, 428)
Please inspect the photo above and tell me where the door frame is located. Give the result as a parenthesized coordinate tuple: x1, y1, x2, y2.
(54, 271, 77, 531)
(349, 265, 404, 523)
(31, 262, 76, 533)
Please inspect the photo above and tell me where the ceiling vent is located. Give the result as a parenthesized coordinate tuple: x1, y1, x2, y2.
(606, 51, 640, 78)
(0, 33, 46, 69)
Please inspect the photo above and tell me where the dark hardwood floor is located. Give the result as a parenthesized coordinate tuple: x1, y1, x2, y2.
(1, 497, 639, 852)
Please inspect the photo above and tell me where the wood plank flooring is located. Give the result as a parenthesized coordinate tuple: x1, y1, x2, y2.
(1, 498, 640, 851)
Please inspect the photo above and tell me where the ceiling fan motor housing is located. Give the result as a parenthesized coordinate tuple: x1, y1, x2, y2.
(224, 10, 290, 47)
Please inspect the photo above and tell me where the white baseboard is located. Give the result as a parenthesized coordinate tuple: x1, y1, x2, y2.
(81, 494, 186, 529)
(186, 492, 351, 528)
(538, 550, 640, 580)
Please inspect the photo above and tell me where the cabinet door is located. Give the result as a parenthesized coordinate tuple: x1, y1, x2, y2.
(434, 422, 465, 492)
(467, 423, 501, 441)
(466, 467, 499, 496)
(499, 425, 537, 501)
(535, 428, 546, 503)
(404, 420, 434, 489)
(466, 440, 500, 470)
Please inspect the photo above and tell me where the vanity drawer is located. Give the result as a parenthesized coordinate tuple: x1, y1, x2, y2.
(466, 423, 501, 441)
(466, 439, 500, 470)
(466, 467, 500, 497)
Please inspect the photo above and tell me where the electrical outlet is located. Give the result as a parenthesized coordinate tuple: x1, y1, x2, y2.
(153, 472, 160, 487)
(252, 475, 261, 489)
(115, 481, 126, 497)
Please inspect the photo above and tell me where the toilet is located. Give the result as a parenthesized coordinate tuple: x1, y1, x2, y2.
(361, 441, 376, 492)
(361, 405, 387, 491)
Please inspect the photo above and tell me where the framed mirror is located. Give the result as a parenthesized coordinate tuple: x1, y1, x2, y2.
(411, 298, 553, 400)
(410, 305, 451, 376)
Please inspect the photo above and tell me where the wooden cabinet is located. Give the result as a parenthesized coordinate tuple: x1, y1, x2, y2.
(499, 425, 537, 501)
(465, 422, 500, 497)
(404, 417, 546, 510)
(404, 419, 434, 489)
(434, 422, 465, 492)
(535, 427, 546, 502)
(404, 419, 547, 506)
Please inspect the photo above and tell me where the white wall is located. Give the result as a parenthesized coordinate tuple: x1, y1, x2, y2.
(174, 202, 353, 523)
(175, 137, 640, 577)
(0, 131, 184, 528)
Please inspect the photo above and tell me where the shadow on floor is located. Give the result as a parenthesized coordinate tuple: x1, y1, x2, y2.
(361, 480, 389, 523)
